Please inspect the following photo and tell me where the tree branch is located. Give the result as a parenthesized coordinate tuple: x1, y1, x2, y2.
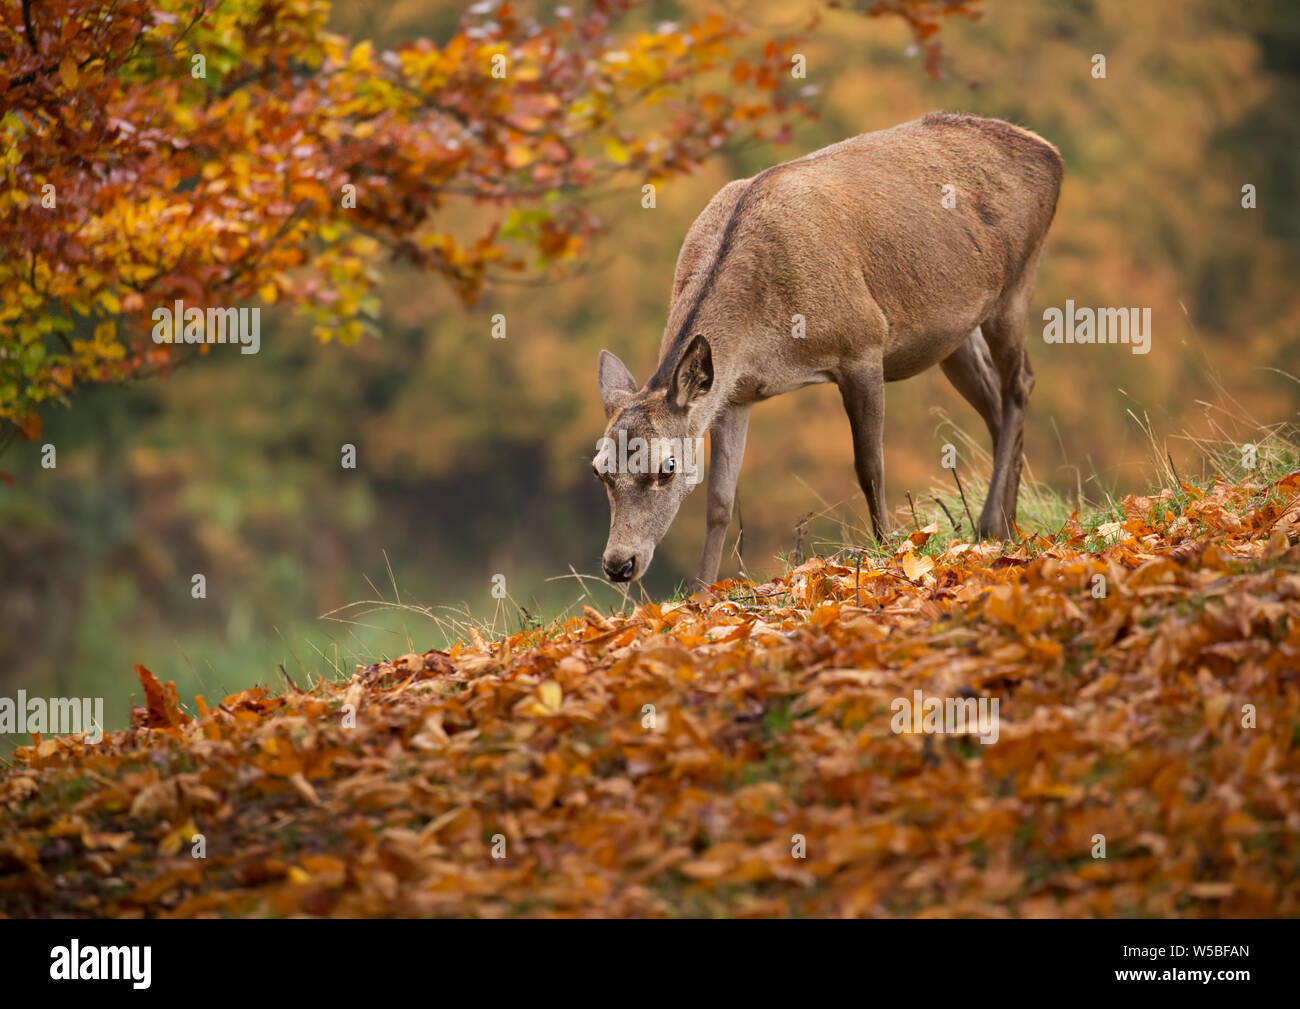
(22, 0, 38, 55)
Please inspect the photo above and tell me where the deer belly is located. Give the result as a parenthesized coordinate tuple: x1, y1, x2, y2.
(753, 371, 834, 400)
(882, 323, 982, 382)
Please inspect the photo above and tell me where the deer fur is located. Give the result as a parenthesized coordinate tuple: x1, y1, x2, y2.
(594, 112, 1063, 586)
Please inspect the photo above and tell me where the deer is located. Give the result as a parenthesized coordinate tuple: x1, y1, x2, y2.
(593, 112, 1063, 587)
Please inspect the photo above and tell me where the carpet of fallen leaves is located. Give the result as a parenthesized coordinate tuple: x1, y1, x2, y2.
(3, 472, 1300, 918)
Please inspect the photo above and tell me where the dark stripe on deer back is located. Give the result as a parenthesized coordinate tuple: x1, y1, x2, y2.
(645, 166, 780, 391)
(644, 146, 845, 391)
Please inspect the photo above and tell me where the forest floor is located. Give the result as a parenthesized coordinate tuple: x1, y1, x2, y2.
(3, 467, 1299, 917)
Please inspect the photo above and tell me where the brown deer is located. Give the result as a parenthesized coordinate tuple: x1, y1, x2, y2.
(593, 112, 1063, 586)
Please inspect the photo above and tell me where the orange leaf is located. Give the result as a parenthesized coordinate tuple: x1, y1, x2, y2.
(901, 552, 934, 581)
(134, 664, 189, 728)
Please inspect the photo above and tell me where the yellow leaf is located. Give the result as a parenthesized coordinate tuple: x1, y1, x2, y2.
(537, 680, 562, 712)
(59, 56, 79, 90)
(505, 144, 535, 169)
(349, 41, 374, 70)
(604, 137, 631, 165)
(158, 818, 197, 856)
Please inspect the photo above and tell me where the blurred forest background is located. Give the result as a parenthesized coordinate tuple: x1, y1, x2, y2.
(3, 0, 1299, 740)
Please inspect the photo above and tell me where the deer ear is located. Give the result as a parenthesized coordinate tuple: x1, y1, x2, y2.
(598, 350, 637, 417)
(669, 334, 713, 410)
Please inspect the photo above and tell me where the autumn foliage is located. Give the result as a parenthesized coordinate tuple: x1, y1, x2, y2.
(3, 469, 1298, 917)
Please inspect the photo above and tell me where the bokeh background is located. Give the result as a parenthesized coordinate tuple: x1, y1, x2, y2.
(3, 0, 1298, 740)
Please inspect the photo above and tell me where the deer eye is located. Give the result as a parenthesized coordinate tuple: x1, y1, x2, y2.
(649, 456, 677, 487)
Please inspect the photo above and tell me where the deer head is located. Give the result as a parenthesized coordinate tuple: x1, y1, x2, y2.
(593, 335, 713, 582)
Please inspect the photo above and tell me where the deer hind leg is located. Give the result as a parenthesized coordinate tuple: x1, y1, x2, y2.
(838, 356, 890, 541)
(695, 402, 751, 589)
(979, 307, 1035, 540)
(940, 326, 1003, 485)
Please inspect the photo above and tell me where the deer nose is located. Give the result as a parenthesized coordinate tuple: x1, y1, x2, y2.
(603, 556, 636, 582)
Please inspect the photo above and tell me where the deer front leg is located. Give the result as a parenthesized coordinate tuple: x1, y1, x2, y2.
(838, 357, 890, 540)
(694, 402, 751, 588)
